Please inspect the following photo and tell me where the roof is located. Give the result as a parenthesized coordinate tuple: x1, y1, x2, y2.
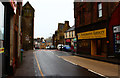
(22, 1, 35, 11)
(65, 25, 75, 32)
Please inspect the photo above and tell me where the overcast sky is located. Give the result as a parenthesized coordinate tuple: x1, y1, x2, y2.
(23, 0, 74, 39)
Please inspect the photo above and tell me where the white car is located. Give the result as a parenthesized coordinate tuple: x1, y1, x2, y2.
(46, 46, 50, 49)
(57, 44, 63, 50)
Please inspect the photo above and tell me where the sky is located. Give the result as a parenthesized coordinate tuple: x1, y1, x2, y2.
(23, 0, 74, 39)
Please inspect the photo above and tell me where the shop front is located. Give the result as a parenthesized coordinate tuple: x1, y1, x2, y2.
(65, 39, 71, 46)
(77, 28, 107, 57)
(109, 4, 120, 58)
(73, 38, 77, 51)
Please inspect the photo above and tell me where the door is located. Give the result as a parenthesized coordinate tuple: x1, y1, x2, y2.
(96, 40, 101, 55)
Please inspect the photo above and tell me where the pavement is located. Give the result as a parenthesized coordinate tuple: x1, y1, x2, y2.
(7, 50, 42, 78)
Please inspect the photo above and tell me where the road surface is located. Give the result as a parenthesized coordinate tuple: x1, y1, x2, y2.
(33, 49, 104, 78)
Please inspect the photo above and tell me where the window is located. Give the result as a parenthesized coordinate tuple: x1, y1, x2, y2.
(0, 2, 4, 41)
(0, 2, 4, 51)
(66, 33, 67, 38)
(98, 3, 102, 18)
(72, 31, 73, 37)
(69, 32, 71, 37)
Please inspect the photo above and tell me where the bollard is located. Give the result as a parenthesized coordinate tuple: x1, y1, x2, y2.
(21, 49, 24, 63)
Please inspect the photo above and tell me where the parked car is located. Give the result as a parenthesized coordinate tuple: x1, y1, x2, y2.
(35, 44, 40, 49)
(50, 45, 55, 49)
(57, 44, 63, 50)
(63, 45, 71, 52)
(46, 46, 50, 49)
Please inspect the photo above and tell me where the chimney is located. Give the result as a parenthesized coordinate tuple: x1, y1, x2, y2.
(65, 21, 69, 27)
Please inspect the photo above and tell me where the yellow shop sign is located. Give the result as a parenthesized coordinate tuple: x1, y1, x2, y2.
(77, 28, 106, 39)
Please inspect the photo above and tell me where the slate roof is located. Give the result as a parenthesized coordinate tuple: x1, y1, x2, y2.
(65, 26, 75, 32)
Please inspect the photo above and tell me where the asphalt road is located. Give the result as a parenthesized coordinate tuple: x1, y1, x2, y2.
(34, 50, 104, 78)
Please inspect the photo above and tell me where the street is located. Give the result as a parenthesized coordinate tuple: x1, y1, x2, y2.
(13, 50, 104, 78)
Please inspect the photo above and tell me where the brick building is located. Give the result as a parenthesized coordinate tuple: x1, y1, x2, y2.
(0, 1, 23, 77)
(74, 2, 119, 58)
(21, 2, 35, 51)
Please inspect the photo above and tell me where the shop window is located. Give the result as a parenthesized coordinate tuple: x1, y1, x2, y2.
(72, 31, 73, 37)
(0, 2, 4, 49)
(98, 2, 102, 18)
(69, 32, 71, 37)
(66, 33, 67, 38)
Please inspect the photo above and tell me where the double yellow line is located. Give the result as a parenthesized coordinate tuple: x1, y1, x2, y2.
(34, 52, 44, 78)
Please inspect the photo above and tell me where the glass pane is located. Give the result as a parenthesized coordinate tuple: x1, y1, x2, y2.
(98, 3, 102, 10)
(0, 2, 4, 40)
(99, 10, 102, 17)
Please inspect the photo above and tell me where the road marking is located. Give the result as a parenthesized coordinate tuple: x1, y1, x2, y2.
(58, 56, 107, 78)
(34, 53, 44, 78)
(57, 56, 78, 66)
(88, 69, 107, 78)
(63, 59, 78, 66)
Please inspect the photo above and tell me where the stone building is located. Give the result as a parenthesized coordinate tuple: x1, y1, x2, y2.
(54, 30, 59, 48)
(57, 21, 70, 45)
(74, 2, 120, 58)
(21, 2, 35, 51)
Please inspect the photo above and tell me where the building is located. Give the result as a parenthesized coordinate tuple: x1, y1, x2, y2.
(34, 38, 41, 49)
(53, 21, 70, 47)
(21, 2, 35, 51)
(64, 26, 77, 48)
(109, 3, 120, 58)
(0, 1, 22, 77)
(40, 38, 47, 49)
(74, 2, 119, 58)
(52, 34, 55, 47)
(46, 37, 52, 46)
(53, 30, 59, 48)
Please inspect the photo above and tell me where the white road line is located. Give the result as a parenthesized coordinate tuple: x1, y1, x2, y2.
(64, 59, 78, 66)
(88, 69, 107, 78)
(57, 56, 78, 66)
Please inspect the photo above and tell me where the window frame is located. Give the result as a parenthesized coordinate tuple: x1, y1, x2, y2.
(98, 2, 102, 18)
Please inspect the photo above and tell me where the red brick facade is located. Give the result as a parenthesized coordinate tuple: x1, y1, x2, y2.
(74, 2, 120, 57)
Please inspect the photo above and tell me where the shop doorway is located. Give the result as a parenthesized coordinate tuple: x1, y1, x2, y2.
(96, 40, 101, 55)
(91, 39, 102, 56)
